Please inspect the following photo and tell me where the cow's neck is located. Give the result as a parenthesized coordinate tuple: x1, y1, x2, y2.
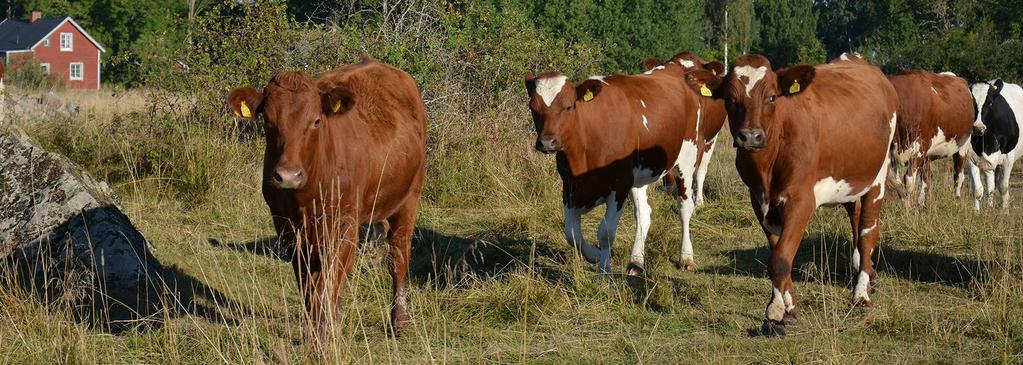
(558, 112, 592, 177)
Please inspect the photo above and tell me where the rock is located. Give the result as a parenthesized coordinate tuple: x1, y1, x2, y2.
(0, 124, 160, 323)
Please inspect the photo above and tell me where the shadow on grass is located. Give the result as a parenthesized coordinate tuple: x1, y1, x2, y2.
(208, 236, 287, 261)
(409, 228, 568, 288)
(701, 232, 990, 289)
(2, 206, 257, 335)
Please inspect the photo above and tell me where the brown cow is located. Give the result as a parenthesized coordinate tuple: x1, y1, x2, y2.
(226, 57, 427, 337)
(523, 66, 707, 275)
(688, 55, 898, 336)
(887, 71, 974, 205)
(644, 52, 728, 207)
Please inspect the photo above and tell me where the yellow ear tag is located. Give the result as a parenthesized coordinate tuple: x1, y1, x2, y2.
(700, 83, 712, 97)
(332, 100, 342, 113)
(239, 101, 252, 118)
(583, 90, 594, 102)
(789, 80, 801, 94)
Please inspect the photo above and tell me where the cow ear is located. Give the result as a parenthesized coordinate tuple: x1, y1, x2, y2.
(524, 72, 537, 95)
(703, 61, 726, 77)
(576, 79, 603, 102)
(777, 65, 816, 96)
(322, 86, 356, 116)
(642, 57, 663, 70)
(991, 79, 1005, 95)
(227, 87, 263, 120)
(685, 70, 723, 98)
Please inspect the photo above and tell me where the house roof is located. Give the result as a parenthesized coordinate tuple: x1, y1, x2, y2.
(0, 17, 106, 53)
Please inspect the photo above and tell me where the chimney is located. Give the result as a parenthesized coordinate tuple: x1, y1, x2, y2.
(30, 10, 42, 22)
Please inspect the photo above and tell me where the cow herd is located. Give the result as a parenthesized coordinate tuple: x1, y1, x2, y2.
(225, 52, 1022, 341)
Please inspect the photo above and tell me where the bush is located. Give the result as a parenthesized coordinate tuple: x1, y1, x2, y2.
(4, 57, 65, 90)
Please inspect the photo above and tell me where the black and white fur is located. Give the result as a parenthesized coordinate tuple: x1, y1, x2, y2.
(967, 79, 1023, 209)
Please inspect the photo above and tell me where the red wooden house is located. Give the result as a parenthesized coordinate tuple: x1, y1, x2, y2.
(0, 11, 106, 89)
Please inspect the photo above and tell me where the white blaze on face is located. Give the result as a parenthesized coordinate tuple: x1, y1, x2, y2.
(643, 65, 665, 75)
(733, 65, 768, 97)
(588, 75, 608, 85)
(535, 75, 568, 107)
(971, 83, 991, 130)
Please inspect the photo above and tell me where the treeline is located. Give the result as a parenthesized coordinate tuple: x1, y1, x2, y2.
(3, 0, 1020, 89)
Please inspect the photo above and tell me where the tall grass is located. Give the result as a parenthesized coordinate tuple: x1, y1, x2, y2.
(2, 84, 1022, 362)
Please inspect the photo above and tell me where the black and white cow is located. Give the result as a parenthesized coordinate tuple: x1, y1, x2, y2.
(967, 79, 1023, 209)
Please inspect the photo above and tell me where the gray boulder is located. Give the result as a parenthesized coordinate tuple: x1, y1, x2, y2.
(0, 125, 160, 323)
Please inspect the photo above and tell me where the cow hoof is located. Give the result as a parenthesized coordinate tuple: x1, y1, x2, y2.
(626, 262, 644, 276)
(783, 312, 797, 326)
(760, 320, 787, 338)
(390, 306, 411, 336)
(850, 297, 872, 307)
(676, 257, 696, 271)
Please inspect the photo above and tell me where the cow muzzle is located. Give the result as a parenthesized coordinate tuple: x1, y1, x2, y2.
(973, 121, 987, 136)
(273, 167, 307, 189)
(735, 128, 767, 151)
(535, 136, 562, 154)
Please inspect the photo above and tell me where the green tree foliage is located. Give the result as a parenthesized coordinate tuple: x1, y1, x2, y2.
(756, 0, 825, 66)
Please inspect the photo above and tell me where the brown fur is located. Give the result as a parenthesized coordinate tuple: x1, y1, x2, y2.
(692, 54, 898, 331)
(643, 52, 728, 204)
(226, 58, 427, 339)
(887, 71, 974, 205)
(524, 67, 706, 273)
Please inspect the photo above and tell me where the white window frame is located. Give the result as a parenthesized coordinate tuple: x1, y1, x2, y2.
(69, 62, 84, 80)
(60, 32, 73, 51)
(40, 63, 50, 74)
(42, 38, 50, 47)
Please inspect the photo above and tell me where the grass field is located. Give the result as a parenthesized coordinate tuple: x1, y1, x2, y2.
(2, 89, 1023, 364)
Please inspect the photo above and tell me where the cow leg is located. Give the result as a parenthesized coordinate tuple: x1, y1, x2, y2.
(917, 159, 933, 206)
(564, 205, 600, 264)
(694, 138, 717, 207)
(596, 193, 625, 275)
(762, 193, 813, 336)
(953, 152, 967, 198)
(387, 197, 419, 334)
(967, 160, 984, 210)
(751, 190, 781, 249)
(676, 176, 697, 271)
(844, 201, 862, 272)
(998, 160, 1015, 208)
(852, 185, 882, 306)
(314, 225, 359, 337)
(985, 168, 997, 207)
(627, 186, 652, 276)
(903, 155, 922, 199)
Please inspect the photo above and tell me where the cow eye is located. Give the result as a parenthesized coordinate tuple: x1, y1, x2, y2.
(314, 118, 321, 127)
(768, 95, 776, 103)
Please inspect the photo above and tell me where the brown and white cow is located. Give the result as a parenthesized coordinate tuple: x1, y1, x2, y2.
(227, 57, 427, 337)
(643, 52, 728, 206)
(688, 55, 898, 336)
(887, 71, 974, 205)
(524, 67, 707, 275)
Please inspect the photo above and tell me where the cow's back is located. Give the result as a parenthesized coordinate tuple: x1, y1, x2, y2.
(789, 64, 897, 184)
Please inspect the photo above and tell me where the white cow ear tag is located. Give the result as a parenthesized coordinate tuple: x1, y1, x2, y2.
(789, 80, 801, 94)
(700, 83, 713, 97)
(239, 101, 252, 118)
(583, 90, 594, 102)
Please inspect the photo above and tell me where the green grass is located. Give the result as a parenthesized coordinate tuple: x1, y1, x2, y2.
(3, 104, 1023, 363)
